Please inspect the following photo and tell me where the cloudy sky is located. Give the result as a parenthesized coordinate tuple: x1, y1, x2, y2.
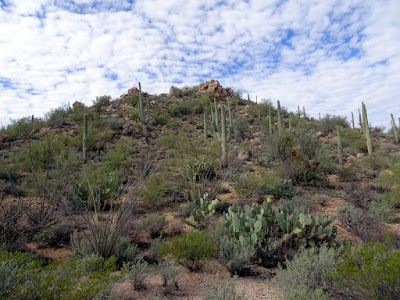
(0, 0, 399, 127)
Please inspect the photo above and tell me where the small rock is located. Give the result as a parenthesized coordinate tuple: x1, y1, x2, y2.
(356, 153, 365, 159)
(0, 132, 10, 143)
(315, 131, 326, 138)
(38, 127, 51, 136)
(249, 137, 261, 147)
(238, 150, 251, 161)
(379, 169, 394, 177)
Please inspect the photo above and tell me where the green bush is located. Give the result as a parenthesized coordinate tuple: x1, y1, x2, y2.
(263, 131, 294, 162)
(160, 231, 217, 272)
(213, 224, 255, 274)
(123, 259, 153, 290)
(170, 101, 193, 117)
(201, 280, 245, 300)
(318, 114, 349, 133)
(139, 214, 168, 239)
(0, 247, 120, 300)
(153, 111, 169, 125)
(45, 107, 69, 128)
(233, 174, 264, 201)
(286, 288, 331, 300)
(2, 116, 46, 139)
(142, 173, 174, 209)
(273, 247, 336, 296)
(329, 237, 400, 300)
(248, 101, 273, 118)
(260, 171, 298, 199)
(32, 221, 71, 247)
(158, 260, 181, 291)
(93, 95, 111, 111)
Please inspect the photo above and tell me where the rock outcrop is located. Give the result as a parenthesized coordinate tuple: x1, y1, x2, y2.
(198, 79, 233, 97)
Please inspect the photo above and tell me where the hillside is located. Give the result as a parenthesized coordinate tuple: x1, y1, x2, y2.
(1, 79, 399, 300)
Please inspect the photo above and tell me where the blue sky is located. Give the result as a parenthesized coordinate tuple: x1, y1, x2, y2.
(0, 0, 399, 127)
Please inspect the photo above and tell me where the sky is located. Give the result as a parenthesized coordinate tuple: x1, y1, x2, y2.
(0, 0, 399, 128)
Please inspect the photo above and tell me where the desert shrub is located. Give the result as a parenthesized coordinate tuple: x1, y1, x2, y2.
(260, 171, 298, 199)
(102, 116, 123, 131)
(201, 280, 245, 300)
(32, 221, 71, 247)
(170, 101, 193, 117)
(158, 260, 181, 291)
(123, 259, 152, 290)
(104, 139, 135, 171)
(329, 238, 400, 300)
(314, 194, 330, 206)
(263, 131, 294, 162)
(233, 118, 250, 141)
(147, 237, 163, 263)
(213, 224, 255, 274)
(0, 247, 119, 299)
(368, 200, 397, 223)
(343, 183, 376, 209)
(124, 94, 139, 106)
(378, 162, 400, 208)
(248, 101, 273, 117)
(160, 231, 217, 272)
(233, 174, 265, 201)
(73, 235, 139, 266)
(45, 107, 69, 128)
(139, 214, 168, 239)
(153, 111, 169, 125)
(286, 288, 331, 300)
(142, 173, 174, 209)
(318, 114, 349, 133)
(272, 247, 336, 297)
(75, 164, 123, 206)
(93, 95, 111, 111)
(297, 130, 323, 160)
(337, 205, 383, 242)
(2, 116, 46, 139)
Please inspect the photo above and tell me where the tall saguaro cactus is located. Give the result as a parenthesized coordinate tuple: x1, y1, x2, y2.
(138, 82, 149, 141)
(277, 100, 282, 132)
(337, 127, 343, 166)
(268, 105, 273, 136)
(83, 114, 88, 163)
(351, 112, 355, 129)
(362, 102, 372, 155)
(203, 112, 207, 143)
(391, 114, 399, 144)
(221, 106, 228, 167)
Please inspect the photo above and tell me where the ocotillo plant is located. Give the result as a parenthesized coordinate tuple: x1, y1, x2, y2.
(362, 102, 372, 155)
(268, 105, 273, 136)
(277, 100, 282, 132)
(83, 113, 88, 163)
(138, 82, 149, 140)
(391, 114, 399, 144)
(351, 112, 355, 129)
(337, 126, 343, 167)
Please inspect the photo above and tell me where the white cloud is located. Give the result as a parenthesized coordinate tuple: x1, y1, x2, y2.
(0, 0, 399, 129)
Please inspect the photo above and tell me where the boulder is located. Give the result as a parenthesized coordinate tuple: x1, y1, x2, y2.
(72, 101, 86, 110)
(316, 131, 326, 138)
(379, 169, 394, 177)
(0, 132, 10, 143)
(356, 153, 365, 160)
(198, 79, 232, 97)
(168, 86, 182, 97)
(249, 137, 261, 147)
(128, 87, 139, 95)
(238, 150, 251, 161)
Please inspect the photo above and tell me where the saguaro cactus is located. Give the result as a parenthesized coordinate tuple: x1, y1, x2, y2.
(277, 100, 282, 132)
(269, 105, 273, 136)
(391, 114, 399, 144)
(203, 112, 207, 143)
(303, 106, 306, 119)
(337, 127, 343, 166)
(362, 102, 372, 155)
(138, 82, 149, 140)
(351, 112, 355, 129)
(221, 106, 228, 167)
(83, 114, 88, 163)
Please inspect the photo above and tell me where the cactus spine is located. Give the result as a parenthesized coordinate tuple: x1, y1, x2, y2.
(277, 100, 282, 132)
(362, 102, 372, 155)
(337, 127, 343, 166)
(391, 114, 399, 144)
(83, 113, 88, 163)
